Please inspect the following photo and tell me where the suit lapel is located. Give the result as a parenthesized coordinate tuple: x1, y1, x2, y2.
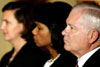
(83, 49, 100, 67)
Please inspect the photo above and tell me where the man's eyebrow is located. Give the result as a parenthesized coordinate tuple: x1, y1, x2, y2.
(68, 23, 77, 28)
(67, 23, 71, 26)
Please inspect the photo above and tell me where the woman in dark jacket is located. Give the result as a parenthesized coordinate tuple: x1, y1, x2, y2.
(0, 1, 49, 67)
(32, 2, 77, 67)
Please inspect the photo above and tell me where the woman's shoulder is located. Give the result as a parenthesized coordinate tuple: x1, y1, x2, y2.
(50, 52, 77, 67)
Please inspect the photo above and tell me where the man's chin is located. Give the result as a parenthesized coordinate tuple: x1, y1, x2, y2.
(64, 44, 70, 51)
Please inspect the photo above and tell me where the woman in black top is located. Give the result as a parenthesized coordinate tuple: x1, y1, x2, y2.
(32, 2, 77, 67)
(0, 1, 49, 67)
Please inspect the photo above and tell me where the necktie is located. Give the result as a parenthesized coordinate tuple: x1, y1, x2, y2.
(75, 64, 78, 67)
(75, 61, 78, 67)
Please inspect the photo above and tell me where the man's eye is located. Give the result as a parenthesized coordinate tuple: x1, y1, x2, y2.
(70, 26, 73, 29)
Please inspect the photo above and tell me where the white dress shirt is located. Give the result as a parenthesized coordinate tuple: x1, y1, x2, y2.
(77, 47, 100, 67)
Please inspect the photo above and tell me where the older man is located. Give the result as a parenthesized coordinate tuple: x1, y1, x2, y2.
(62, 2, 100, 67)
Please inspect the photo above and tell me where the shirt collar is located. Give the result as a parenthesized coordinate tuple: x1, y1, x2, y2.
(77, 46, 100, 67)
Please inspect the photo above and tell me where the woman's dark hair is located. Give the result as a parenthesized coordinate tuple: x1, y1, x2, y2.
(15, 7, 36, 41)
(2, 1, 36, 41)
(2, 1, 29, 12)
(16, 0, 49, 7)
(33, 2, 72, 53)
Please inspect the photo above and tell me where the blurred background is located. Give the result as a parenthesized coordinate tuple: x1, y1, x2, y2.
(0, 0, 100, 60)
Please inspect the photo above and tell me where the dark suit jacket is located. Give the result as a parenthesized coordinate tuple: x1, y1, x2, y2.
(50, 51, 77, 67)
(83, 48, 100, 67)
(0, 41, 50, 67)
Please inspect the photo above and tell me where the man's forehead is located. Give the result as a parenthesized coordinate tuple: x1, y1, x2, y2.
(67, 10, 83, 24)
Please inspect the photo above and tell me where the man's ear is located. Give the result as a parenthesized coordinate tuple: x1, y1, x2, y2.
(88, 30, 99, 44)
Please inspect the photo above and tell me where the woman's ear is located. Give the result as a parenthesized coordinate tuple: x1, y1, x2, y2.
(20, 23, 24, 32)
(88, 30, 99, 44)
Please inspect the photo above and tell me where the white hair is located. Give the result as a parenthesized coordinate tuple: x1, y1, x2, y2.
(73, 2, 100, 42)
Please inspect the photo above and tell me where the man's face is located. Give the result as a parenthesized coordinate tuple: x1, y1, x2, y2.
(62, 10, 89, 56)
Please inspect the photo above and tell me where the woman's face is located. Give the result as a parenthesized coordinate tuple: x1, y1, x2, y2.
(32, 22, 52, 47)
(0, 10, 24, 42)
